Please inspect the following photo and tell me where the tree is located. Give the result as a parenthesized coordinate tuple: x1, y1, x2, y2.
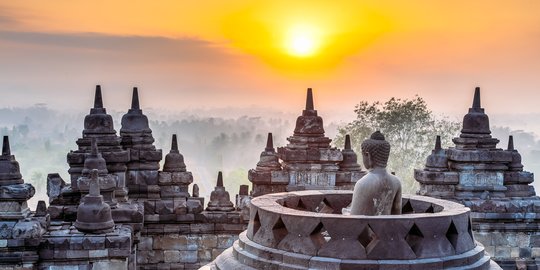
(334, 96, 460, 193)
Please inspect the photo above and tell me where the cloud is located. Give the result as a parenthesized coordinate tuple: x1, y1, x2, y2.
(0, 31, 234, 64)
(0, 14, 17, 26)
(0, 5, 20, 27)
(0, 30, 270, 111)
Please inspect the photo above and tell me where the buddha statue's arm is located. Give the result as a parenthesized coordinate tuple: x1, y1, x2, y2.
(350, 180, 371, 215)
(391, 184, 402, 215)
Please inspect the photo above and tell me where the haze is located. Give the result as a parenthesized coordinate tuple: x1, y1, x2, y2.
(2, 1, 540, 206)
(1, 1, 539, 116)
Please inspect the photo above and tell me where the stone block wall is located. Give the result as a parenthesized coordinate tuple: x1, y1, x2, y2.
(138, 211, 247, 269)
(472, 220, 540, 269)
(38, 222, 133, 270)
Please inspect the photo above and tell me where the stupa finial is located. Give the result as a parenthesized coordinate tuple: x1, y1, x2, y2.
(306, 88, 314, 110)
(508, 135, 514, 151)
(344, 134, 352, 150)
(94, 85, 103, 109)
(131, 87, 140, 110)
(265, 133, 274, 151)
(472, 87, 481, 109)
(435, 135, 442, 151)
(171, 134, 179, 152)
(216, 171, 224, 187)
(2, 136, 10, 156)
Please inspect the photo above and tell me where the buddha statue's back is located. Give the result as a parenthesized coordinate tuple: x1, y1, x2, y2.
(350, 131, 402, 215)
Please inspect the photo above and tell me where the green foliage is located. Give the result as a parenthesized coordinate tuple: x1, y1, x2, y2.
(335, 96, 460, 194)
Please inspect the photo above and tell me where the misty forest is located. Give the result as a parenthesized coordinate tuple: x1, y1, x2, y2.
(2, 96, 540, 208)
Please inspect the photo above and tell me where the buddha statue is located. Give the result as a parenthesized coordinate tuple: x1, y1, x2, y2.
(350, 131, 402, 215)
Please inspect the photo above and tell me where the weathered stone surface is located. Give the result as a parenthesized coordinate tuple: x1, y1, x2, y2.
(11, 220, 42, 239)
(74, 170, 114, 234)
(249, 89, 360, 197)
(350, 131, 402, 216)
(414, 87, 539, 269)
(0, 137, 35, 222)
(206, 172, 235, 212)
(66, 86, 129, 204)
(209, 191, 498, 269)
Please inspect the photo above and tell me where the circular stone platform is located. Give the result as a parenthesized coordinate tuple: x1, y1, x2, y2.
(207, 190, 501, 269)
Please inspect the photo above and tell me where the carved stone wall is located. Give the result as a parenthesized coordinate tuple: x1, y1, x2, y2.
(415, 87, 540, 269)
(209, 190, 498, 269)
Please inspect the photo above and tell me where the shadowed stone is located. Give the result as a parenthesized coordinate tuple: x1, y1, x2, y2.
(0, 136, 23, 185)
(163, 134, 186, 172)
(0, 136, 35, 220)
(460, 87, 491, 136)
(35, 201, 47, 217)
(94, 85, 103, 108)
(339, 134, 363, 172)
(507, 135, 514, 151)
(265, 132, 274, 152)
(305, 88, 314, 110)
(239, 185, 249, 196)
(254, 133, 281, 172)
(250, 88, 365, 196)
(209, 191, 494, 269)
(0, 213, 41, 270)
(206, 172, 235, 212)
(154, 133, 194, 201)
(68, 85, 129, 203)
(75, 169, 115, 234)
(120, 87, 152, 133)
(236, 185, 251, 220)
(77, 138, 118, 208)
(84, 85, 115, 135)
(132, 87, 140, 110)
(414, 87, 538, 269)
(294, 88, 325, 136)
(435, 135, 442, 150)
(2, 136, 10, 156)
(120, 87, 162, 200)
(424, 136, 448, 171)
(507, 136, 524, 171)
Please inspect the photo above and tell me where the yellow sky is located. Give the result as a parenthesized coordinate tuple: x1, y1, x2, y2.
(1, 1, 540, 115)
(7, 1, 536, 71)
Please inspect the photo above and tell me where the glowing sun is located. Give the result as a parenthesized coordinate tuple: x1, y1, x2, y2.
(285, 25, 321, 57)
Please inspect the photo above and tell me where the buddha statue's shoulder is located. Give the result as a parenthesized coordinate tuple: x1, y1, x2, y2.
(387, 173, 402, 189)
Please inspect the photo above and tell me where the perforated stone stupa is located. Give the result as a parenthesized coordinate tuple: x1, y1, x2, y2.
(68, 85, 130, 202)
(208, 190, 500, 269)
(415, 87, 540, 269)
(0, 136, 48, 269)
(42, 86, 250, 269)
(120, 87, 163, 200)
(48, 86, 144, 230)
(249, 88, 365, 197)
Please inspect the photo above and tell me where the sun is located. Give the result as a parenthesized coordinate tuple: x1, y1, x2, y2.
(285, 25, 321, 57)
(290, 35, 316, 56)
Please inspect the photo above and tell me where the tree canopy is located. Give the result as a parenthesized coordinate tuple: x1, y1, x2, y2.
(334, 96, 460, 193)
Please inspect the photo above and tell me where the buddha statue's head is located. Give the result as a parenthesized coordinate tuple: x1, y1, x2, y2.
(361, 131, 390, 169)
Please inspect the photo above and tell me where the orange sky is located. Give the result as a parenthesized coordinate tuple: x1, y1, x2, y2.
(1, 1, 540, 118)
